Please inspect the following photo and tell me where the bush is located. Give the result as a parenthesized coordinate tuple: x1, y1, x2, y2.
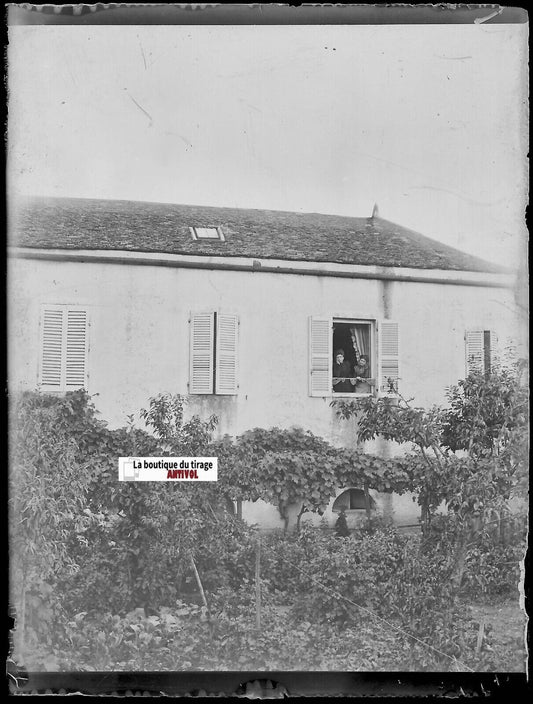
(461, 519, 527, 600)
(12, 389, 522, 672)
(257, 524, 488, 670)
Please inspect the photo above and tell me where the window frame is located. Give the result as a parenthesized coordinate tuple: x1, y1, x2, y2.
(189, 226, 226, 242)
(309, 315, 399, 399)
(331, 317, 377, 398)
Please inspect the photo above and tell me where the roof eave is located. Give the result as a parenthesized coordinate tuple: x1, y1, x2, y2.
(9, 246, 515, 289)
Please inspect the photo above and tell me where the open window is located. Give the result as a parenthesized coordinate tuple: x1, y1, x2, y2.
(309, 316, 399, 397)
(332, 319, 375, 395)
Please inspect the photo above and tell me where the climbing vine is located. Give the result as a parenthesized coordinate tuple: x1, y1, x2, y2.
(211, 426, 415, 528)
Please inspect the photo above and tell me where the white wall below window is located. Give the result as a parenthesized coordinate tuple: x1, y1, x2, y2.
(9, 256, 524, 527)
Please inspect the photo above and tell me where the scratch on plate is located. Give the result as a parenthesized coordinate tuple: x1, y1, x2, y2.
(409, 185, 506, 207)
(238, 98, 262, 113)
(138, 37, 147, 70)
(435, 54, 472, 60)
(164, 131, 193, 147)
(126, 91, 153, 127)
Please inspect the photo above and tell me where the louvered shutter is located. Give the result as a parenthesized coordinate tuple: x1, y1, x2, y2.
(488, 331, 499, 372)
(39, 307, 64, 390)
(215, 313, 239, 395)
(65, 309, 89, 388)
(465, 330, 484, 375)
(189, 312, 215, 394)
(465, 330, 498, 376)
(39, 306, 88, 391)
(309, 316, 332, 396)
(378, 321, 400, 395)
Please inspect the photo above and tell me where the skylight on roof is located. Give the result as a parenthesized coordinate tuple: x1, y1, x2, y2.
(190, 226, 225, 241)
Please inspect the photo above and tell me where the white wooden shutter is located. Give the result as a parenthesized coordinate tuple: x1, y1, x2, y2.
(465, 330, 498, 376)
(39, 306, 64, 390)
(65, 309, 89, 388)
(309, 316, 332, 397)
(465, 330, 484, 375)
(215, 313, 239, 395)
(378, 320, 399, 395)
(39, 305, 88, 391)
(189, 312, 215, 394)
(488, 331, 499, 371)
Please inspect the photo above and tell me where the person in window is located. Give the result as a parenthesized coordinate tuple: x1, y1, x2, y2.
(353, 354, 373, 393)
(333, 349, 355, 393)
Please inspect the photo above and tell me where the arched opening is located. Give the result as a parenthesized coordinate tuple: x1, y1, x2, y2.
(332, 488, 376, 512)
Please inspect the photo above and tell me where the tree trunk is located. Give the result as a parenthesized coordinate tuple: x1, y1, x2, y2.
(420, 500, 429, 536)
(296, 504, 306, 532)
(450, 533, 469, 591)
(190, 556, 208, 608)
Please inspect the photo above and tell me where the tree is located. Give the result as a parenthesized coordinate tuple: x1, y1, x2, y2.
(9, 390, 102, 664)
(9, 390, 251, 635)
(333, 359, 528, 588)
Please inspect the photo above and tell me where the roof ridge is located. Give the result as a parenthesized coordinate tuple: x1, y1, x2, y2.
(17, 193, 366, 219)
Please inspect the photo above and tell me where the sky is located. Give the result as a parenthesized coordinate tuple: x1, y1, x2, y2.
(7, 23, 528, 269)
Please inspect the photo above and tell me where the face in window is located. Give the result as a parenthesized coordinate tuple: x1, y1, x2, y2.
(335, 353, 344, 365)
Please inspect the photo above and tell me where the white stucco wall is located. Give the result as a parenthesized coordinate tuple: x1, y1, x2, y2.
(9, 255, 524, 527)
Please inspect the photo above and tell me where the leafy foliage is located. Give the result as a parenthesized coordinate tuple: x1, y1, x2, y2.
(10, 378, 526, 673)
(212, 426, 414, 530)
(24, 523, 514, 672)
(333, 360, 528, 589)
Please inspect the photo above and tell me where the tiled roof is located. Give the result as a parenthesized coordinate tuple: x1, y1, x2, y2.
(9, 195, 505, 273)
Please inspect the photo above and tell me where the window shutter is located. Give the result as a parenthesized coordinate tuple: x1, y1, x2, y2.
(488, 330, 499, 373)
(39, 307, 64, 389)
(189, 312, 215, 394)
(65, 309, 89, 388)
(465, 330, 498, 376)
(39, 306, 88, 391)
(465, 330, 484, 375)
(215, 313, 239, 395)
(378, 320, 399, 395)
(309, 316, 332, 397)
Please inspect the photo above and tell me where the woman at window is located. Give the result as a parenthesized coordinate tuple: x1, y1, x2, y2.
(353, 354, 373, 393)
(333, 349, 355, 393)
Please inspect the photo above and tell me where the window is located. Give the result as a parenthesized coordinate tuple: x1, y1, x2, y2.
(332, 488, 376, 512)
(465, 329, 498, 376)
(309, 317, 399, 397)
(189, 312, 239, 394)
(39, 305, 89, 392)
(189, 227, 225, 241)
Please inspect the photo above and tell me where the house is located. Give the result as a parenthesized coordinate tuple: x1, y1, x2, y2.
(8, 195, 521, 529)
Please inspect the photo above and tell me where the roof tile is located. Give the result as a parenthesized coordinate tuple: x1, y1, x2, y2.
(9, 196, 505, 273)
